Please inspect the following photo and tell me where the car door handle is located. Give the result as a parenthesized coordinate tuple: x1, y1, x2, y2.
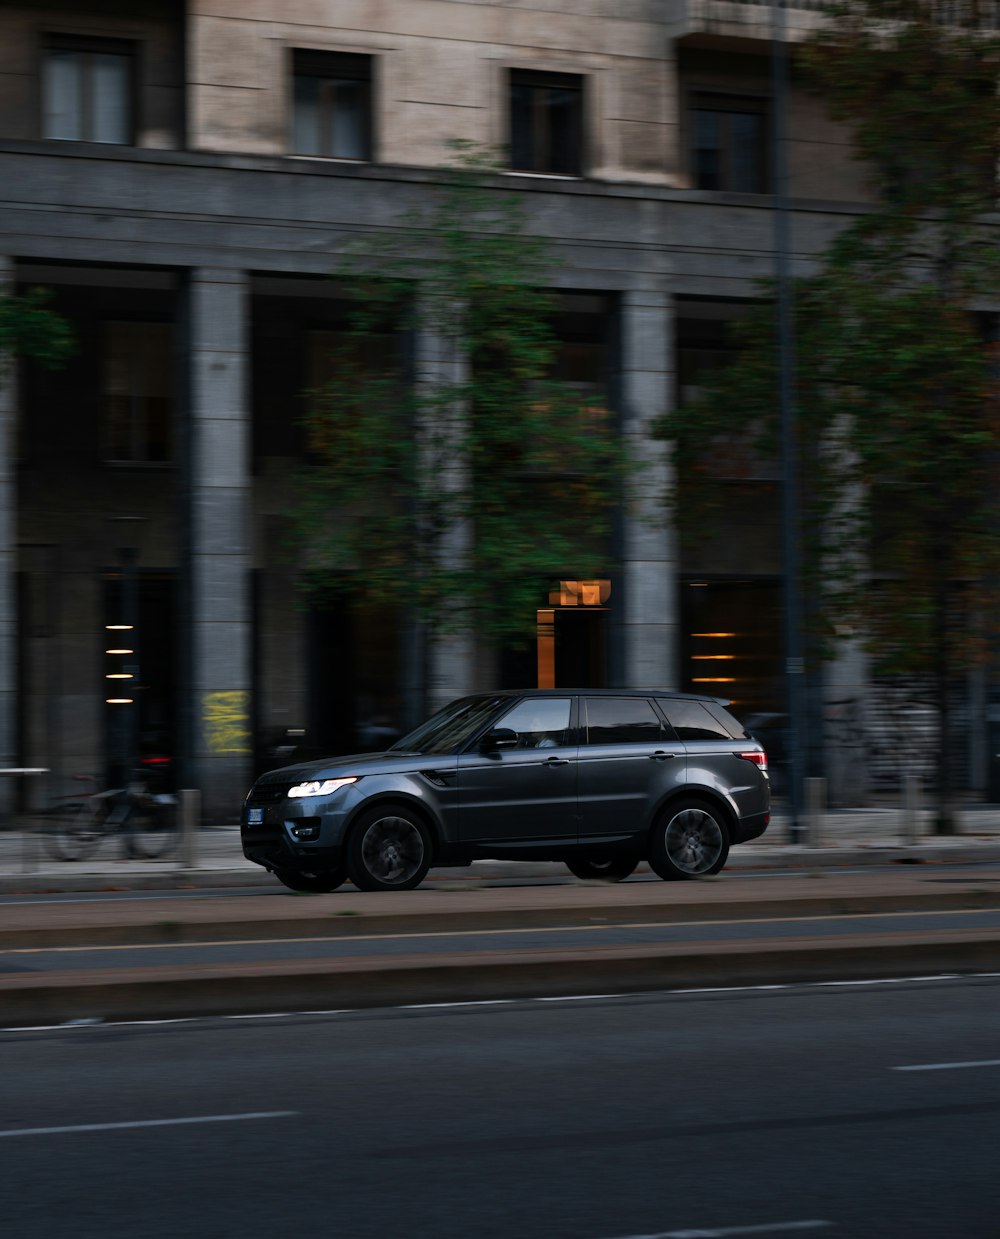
(649, 752, 677, 761)
(542, 757, 570, 767)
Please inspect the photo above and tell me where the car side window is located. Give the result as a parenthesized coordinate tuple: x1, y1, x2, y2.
(497, 698, 573, 749)
(660, 700, 732, 741)
(583, 697, 664, 745)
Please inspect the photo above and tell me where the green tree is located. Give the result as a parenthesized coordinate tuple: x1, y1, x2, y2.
(0, 287, 74, 370)
(661, 0, 1000, 830)
(294, 147, 625, 657)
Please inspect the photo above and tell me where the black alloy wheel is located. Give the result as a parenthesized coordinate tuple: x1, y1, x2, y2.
(565, 855, 639, 883)
(346, 806, 432, 891)
(648, 798, 730, 880)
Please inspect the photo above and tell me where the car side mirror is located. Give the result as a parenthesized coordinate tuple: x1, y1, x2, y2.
(482, 727, 518, 751)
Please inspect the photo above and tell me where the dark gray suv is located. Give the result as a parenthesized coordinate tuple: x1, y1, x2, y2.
(241, 690, 770, 892)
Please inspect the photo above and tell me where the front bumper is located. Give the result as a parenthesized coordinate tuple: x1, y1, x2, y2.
(241, 787, 355, 873)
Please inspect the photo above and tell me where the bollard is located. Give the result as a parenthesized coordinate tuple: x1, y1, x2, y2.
(804, 776, 827, 848)
(902, 774, 921, 846)
(0, 768, 50, 874)
(177, 788, 201, 869)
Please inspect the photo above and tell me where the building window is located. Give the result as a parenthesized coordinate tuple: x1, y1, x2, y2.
(691, 94, 768, 193)
(509, 69, 583, 176)
(292, 50, 372, 160)
(42, 35, 134, 144)
(103, 322, 173, 463)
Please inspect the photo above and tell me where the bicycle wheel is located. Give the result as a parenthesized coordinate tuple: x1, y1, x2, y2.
(127, 801, 179, 859)
(43, 802, 105, 862)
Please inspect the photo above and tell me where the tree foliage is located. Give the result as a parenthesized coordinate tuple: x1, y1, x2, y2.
(294, 146, 625, 645)
(660, 0, 1000, 823)
(0, 287, 75, 372)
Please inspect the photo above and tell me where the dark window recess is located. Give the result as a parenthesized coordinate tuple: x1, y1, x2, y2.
(661, 700, 733, 742)
(103, 322, 173, 463)
(692, 95, 767, 193)
(584, 698, 663, 745)
(42, 35, 134, 144)
(510, 69, 583, 176)
(292, 50, 372, 160)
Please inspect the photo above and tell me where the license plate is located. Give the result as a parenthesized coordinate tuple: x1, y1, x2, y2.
(246, 807, 264, 826)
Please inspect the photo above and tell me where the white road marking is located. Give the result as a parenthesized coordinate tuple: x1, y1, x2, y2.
(6, 904, 998, 956)
(0, 1111, 297, 1139)
(893, 1058, 1000, 1072)
(2, 971, 997, 1034)
(604, 1220, 832, 1238)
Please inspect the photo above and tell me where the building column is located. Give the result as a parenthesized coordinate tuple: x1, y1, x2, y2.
(617, 289, 676, 688)
(414, 293, 477, 714)
(183, 269, 252, 817)
(0, 257, 15, 803)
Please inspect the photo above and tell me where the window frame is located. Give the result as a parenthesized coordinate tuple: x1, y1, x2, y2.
(508, 67, 585, 178)
(41, 32, 137, 145)
(290, 49, 374, 162)
(689, 91, 769, 194)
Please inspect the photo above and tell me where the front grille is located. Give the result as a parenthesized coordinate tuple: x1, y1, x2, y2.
(248, 783, 291, 805)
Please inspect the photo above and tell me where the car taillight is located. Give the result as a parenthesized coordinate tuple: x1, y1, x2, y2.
(739, 750, 768, 771)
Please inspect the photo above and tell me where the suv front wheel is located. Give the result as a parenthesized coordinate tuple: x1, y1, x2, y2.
(346, 805, 433, 891)
(649, 799, 730, 880)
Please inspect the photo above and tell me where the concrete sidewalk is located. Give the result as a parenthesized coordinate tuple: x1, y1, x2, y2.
(3, 804, 1000, 893)
(6, 808, 1000, 889)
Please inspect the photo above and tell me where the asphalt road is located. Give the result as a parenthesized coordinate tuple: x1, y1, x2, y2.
(4, 976, 1000, 1238)
(5, 905, 1000, 975)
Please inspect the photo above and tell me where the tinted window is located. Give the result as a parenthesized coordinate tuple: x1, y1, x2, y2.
(584, 698, 663, 745)
(390, 695, 506, 755)
(498, 698, 573, 749)
(705, 702, 749, 739)
(660, 700, 733, 741)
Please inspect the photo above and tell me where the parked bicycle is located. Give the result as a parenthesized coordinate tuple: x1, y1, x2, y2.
(42, 771, 179, 862)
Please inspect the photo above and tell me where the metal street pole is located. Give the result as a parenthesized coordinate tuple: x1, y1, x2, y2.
(772, 0, 806, 843)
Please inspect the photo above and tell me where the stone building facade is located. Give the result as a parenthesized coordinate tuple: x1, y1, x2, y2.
(0, 0, 941, 817)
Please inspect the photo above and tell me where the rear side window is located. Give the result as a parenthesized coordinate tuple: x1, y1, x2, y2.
(584, 697, 664, 745)
(705, 702, 750, 739)
(659, 700, 733, 741)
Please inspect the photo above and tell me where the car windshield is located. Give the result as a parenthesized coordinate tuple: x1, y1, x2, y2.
(389, 695, 507, 756)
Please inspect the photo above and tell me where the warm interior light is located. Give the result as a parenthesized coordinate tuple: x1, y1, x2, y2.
(691, 632, 736, 638)
(106, 624, 134, 631)
(105, 673, 133, 680)
(691, 677, 736, 683)
(106, 698, 134, 704)
(692, 654, 735, 661)
(105, 649, 134, 655)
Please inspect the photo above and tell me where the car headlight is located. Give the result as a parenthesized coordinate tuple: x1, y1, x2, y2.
(287, 777, 359, 799)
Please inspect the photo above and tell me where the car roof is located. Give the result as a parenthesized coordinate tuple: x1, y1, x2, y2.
(472, 689, 731, 706)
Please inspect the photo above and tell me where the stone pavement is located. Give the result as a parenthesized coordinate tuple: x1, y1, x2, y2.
(2, 803, 1000, 893)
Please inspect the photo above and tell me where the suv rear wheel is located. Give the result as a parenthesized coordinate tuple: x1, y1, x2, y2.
(565, 855, 639, 883)
(649, 799, 730, 880)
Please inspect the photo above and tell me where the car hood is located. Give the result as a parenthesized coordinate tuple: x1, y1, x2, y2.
(255, 751, 442, 785)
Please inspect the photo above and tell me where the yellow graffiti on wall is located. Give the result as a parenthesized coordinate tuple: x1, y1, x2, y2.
(203, 691, 251, 755)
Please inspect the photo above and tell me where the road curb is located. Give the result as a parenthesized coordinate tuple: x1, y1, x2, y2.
(3, 886, 1000, 949)
(4, 932, 1000, 1026)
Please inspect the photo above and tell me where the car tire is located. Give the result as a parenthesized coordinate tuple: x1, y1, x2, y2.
(648, 799, 730, 881)
(565, 855, 639, 883)
(346, 805, 432, 892)
(273, 866, 347, 893)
